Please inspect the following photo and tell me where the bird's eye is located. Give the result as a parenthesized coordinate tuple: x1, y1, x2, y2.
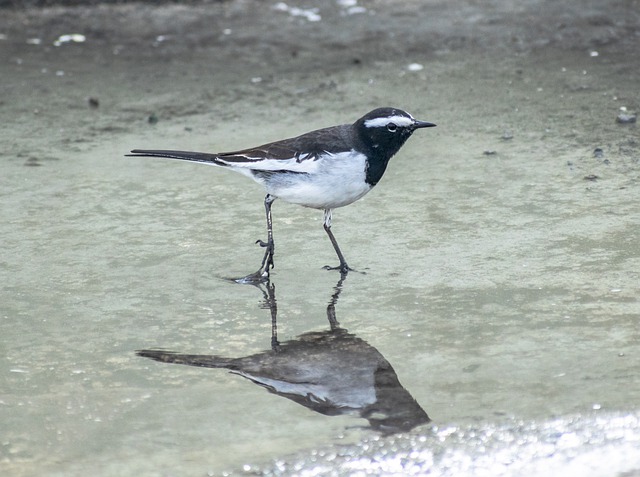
(386, 123, 398, 132)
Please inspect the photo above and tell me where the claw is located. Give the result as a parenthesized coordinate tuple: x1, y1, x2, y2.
(323, 264, 352, 273)
(322, 264, 363, 275)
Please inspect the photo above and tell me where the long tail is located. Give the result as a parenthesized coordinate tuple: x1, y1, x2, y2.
(137, 349, 236, 369)
(127, 149, 223, 165)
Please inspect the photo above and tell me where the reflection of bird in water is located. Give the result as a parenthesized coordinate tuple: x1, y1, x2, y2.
(138, 274, 430, 435)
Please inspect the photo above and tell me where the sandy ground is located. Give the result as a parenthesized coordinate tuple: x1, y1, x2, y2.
(1, 1, 639, 476)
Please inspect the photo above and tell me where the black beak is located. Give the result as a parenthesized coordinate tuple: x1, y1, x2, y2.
(413, 120, 437, 129)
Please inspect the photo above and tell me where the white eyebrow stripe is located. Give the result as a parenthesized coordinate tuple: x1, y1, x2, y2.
(364, 115, 414, 128)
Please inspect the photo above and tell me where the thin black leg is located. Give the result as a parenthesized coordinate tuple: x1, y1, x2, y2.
(322, 208, 353, 274)
(257, 194, 276, 272)
(236, 194, 276, 283)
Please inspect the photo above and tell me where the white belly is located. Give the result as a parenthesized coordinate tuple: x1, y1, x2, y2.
(252, 151, 373, 209)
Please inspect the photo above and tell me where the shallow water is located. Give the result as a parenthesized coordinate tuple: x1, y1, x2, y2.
(1, 1, 639, 476)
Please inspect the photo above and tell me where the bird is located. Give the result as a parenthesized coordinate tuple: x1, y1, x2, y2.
(127, 107, 435, 282)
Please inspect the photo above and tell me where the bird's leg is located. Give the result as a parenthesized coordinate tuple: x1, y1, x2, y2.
(322, 208, 354, 274)
(257, 194, 276, 272)
(236, 194, 276, 284)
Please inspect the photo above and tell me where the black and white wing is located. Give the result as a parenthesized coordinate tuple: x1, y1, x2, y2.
(128, 124, 354, 174)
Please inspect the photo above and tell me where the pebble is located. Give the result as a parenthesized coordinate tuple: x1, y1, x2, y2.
(616, 113, 637, 124)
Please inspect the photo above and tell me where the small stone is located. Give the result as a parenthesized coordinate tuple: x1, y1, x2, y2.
(501, 130, 513, 140)
(87, 97, 99, 108)
(148, 113, 158, 125)
(593, 147, 604, 158)
(583, 174, 598, 181)
(483, 150, 497, 155)
(616, 113, 636, 124)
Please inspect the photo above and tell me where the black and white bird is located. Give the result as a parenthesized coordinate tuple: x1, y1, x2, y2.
(128, 107, 435, 282)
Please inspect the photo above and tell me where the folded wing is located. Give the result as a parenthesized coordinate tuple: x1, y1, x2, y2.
(128, 123, 353, 174)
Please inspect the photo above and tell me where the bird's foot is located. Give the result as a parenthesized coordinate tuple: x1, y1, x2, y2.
(229, 238, 275, 284)
(322, 263, 359, 275)
(256, 238, 275, 271)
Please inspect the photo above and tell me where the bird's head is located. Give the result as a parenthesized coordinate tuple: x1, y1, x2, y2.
(354, 107, 436, 156)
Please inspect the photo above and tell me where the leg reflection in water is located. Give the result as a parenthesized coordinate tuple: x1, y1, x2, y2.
(138, 273, 430, 435)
